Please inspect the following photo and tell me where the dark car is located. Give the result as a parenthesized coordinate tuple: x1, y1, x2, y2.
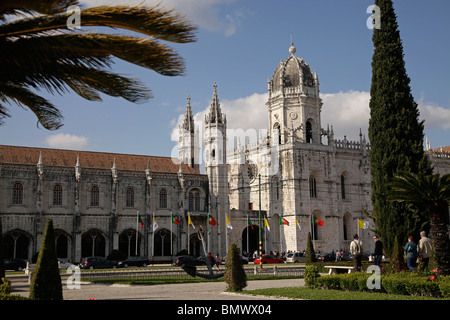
(118, 257, 150, 268)
(4, 258, 27, 271)
(79, 257, 118, 269)
(316, 253, 336, 262)
(172, 255, 205, 267)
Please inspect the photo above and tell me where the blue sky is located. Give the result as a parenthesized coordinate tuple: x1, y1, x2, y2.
(1, 0, 449, 166)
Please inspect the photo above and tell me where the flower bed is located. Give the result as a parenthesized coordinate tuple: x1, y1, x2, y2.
(306, 266, 450, 298)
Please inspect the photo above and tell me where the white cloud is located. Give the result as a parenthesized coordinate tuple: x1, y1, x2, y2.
(321, 90, 371, 141)
(44, 133, 89, 150)
(418, 99, 450, 131)
(171, 89, 449, 150)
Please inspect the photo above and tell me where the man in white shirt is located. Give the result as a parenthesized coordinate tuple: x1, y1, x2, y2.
(350, 234, 364, 272)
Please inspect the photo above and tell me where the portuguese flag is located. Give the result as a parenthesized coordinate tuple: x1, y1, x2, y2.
(280, 217, 289, 226)
(137, 212, 144, 229)
(172, 214, 180, 225)
(209, 214, 217, 226)
(313, 216, 324, 227)
(248, 216, 254, 230)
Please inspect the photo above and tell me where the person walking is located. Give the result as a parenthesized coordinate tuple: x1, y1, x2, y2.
(350, 234, 364, 272)
(418, 231, 433, 271)
(215, 253, 222, 270)
(372, 235, 383, 269)
(404, 235, 418, 272)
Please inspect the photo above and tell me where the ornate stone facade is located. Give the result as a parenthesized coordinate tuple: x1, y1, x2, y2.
(2, 43, 449, 263)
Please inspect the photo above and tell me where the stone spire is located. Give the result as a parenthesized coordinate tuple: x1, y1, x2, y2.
(182, 95, 195, 133)
(205, 82, 225, 124)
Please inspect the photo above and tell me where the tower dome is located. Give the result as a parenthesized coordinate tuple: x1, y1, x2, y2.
(269, 42, 317, 95)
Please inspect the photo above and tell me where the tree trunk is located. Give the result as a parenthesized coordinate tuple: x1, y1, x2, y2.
(429, 203, 450, 275)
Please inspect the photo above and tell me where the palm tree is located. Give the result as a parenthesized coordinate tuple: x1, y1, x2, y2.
(388, 171, 450, 275)
(0, 0, 196, 130)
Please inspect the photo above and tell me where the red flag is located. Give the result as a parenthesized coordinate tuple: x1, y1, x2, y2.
(208, 214, 217, 226)
(172, 214, 180, 225)
(248, 216, 254, 230)
(280, 217, 289, 226)
(313, 216, 324, 227)
(137, 213, 144, 229)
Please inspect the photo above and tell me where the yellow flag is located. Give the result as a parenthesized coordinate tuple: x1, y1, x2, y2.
(264, 217, 270, 232)
(295, 217, 301, 230)
(358, 219, 368, 229)
(226, 215, 233, 229)
(188, 213, 195, 229)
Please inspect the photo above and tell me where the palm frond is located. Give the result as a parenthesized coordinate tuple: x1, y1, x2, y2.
(1, 33, 186, 79)
(0, 5, 197, 44)
(0, 82, 63, 130)
(0, 0, 79, 21)
(388, 171, 450, 205)
(0, 2, 196, 130)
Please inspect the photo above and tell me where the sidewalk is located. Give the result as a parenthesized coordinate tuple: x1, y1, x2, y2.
(10, 275, 304, 300)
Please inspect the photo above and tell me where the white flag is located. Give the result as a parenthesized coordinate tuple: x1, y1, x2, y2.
(153, 216, 158, 232)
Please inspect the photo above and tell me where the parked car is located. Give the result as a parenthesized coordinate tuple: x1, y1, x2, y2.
(316, 253, 336, 262)
(172, 255, 205, 267)
(254, 254, 284, 264)
(58, 259, 75, 270)
(79, 257, 118, 269)
(4, 258, 27, 271)
(222, 255, 249, 265)
(118, 257, 150, 268)
(286, 252, 306, 263)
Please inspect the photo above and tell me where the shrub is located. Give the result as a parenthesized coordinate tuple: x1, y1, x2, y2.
(29, 218, 63, 300)
(0, 278, 11, 295)
(339, 273, 361, 291)
(438, 276, 450, 298)
(305, 232, 317, 264)
(304, 265, 320, 288)
(224, 243, 247, 291)
(317, 274, 341, 290)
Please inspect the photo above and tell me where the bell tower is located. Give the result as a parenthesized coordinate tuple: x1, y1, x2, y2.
(204, 82, 228, 255)
(266, 42, 322, 144)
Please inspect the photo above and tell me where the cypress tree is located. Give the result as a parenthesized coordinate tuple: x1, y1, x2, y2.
(29, 218, 63, 300)
(224, 242, 247, 291)
(0, 217, 5, 283)
(305, 232, 317, 264)
(368, 0, 431, 256)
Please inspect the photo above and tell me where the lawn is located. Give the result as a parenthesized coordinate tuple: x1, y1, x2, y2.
(244, 286, 446, 300)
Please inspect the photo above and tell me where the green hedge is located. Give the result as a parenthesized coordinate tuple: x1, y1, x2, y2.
(0, 278, 28, 300)
(315, 272, 449, 298)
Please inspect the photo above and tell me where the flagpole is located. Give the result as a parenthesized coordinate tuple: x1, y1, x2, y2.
(225, 214, 228, 254)
(152, 212, 155, 260)
(170, 211, 173, 258)
(188, 212, 190, 255)
(247, 214, 249, 256)
(136, 210, 139, 256)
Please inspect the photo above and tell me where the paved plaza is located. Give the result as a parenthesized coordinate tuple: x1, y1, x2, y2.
(9, 274, 305, 300)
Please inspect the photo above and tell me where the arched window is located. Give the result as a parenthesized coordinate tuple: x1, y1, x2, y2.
(90, 185, 99, 207)
(53, 184, 63, 206)
(274, 123, 281, 145)
(188, 188, 201, 211)
(343, 213, 352, 241)
(159, 189, 167, 208)
(12, 183, 23, 205)
(341, 175, 346, 200)
(126, 187, 135, 208)
(306, 121, 313, 143)
(309, 176, 317, 198)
